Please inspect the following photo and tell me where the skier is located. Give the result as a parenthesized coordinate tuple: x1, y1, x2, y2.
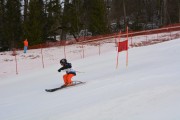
(58, 59, 76, 86)
(45, 59, 85, 92)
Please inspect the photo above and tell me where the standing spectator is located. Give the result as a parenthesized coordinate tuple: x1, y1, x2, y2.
(23, 39, 28, 53)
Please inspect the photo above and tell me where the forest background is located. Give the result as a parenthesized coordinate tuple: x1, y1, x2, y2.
(0, 0, 179, 50)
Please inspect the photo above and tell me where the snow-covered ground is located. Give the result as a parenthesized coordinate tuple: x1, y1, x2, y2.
(0, 31, 179, 79)
(0, 33, 180, 120)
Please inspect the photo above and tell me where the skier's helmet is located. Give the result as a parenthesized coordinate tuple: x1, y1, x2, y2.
(60, 58, 67, 65)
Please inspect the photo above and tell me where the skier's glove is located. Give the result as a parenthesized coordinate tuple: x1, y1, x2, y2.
(58, 69, 61, 72)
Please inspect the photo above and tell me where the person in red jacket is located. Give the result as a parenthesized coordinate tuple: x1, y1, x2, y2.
(23, 39, 28, 53)
(58, 59, 76, 86)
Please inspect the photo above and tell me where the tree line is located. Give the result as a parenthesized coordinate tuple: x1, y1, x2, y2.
(110, 0, 180, 31)
(0, 0, 179, 50)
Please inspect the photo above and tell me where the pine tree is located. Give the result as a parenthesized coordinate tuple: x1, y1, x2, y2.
(46, 0, 62, 39)
(85, 0, 108, 35)
(0, 0, 5, 47)
(23, 0, 29, 21)
(23, 0, 46, 45)
(4, 0, 22, 49)
(60, 0, 70, 40)
(67, 0, 83, 40)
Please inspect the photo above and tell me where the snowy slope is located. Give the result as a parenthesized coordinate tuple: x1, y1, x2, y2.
(0, 38, 180, 120)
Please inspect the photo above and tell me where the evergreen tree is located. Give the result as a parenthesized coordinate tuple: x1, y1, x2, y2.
(0, 0, 5, 47)
(23, 0, 46, 46)
(4, 0, 22, 48)
(46, 0, 62, 39)
(60, 0, 70, 40)
(85, 0, 108, 35)
(167, 0, 179, 24)
(68, 0, 83, 39)
(23, 0, 29, 21)
(61, 0, 83, 40)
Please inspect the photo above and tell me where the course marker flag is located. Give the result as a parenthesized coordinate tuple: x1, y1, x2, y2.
(116, 27, 129, 68)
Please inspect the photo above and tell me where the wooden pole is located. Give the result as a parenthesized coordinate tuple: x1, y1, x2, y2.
(41, 45, 45, 68)
(15, 54, 18, 74)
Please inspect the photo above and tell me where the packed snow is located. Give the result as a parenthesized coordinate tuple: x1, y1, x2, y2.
(0, 33, 180, 120)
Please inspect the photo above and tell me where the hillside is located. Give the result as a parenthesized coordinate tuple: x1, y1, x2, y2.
(0, 38, 180, 120)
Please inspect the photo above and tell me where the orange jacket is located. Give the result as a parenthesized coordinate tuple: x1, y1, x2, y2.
(24, 40, 28, 47)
